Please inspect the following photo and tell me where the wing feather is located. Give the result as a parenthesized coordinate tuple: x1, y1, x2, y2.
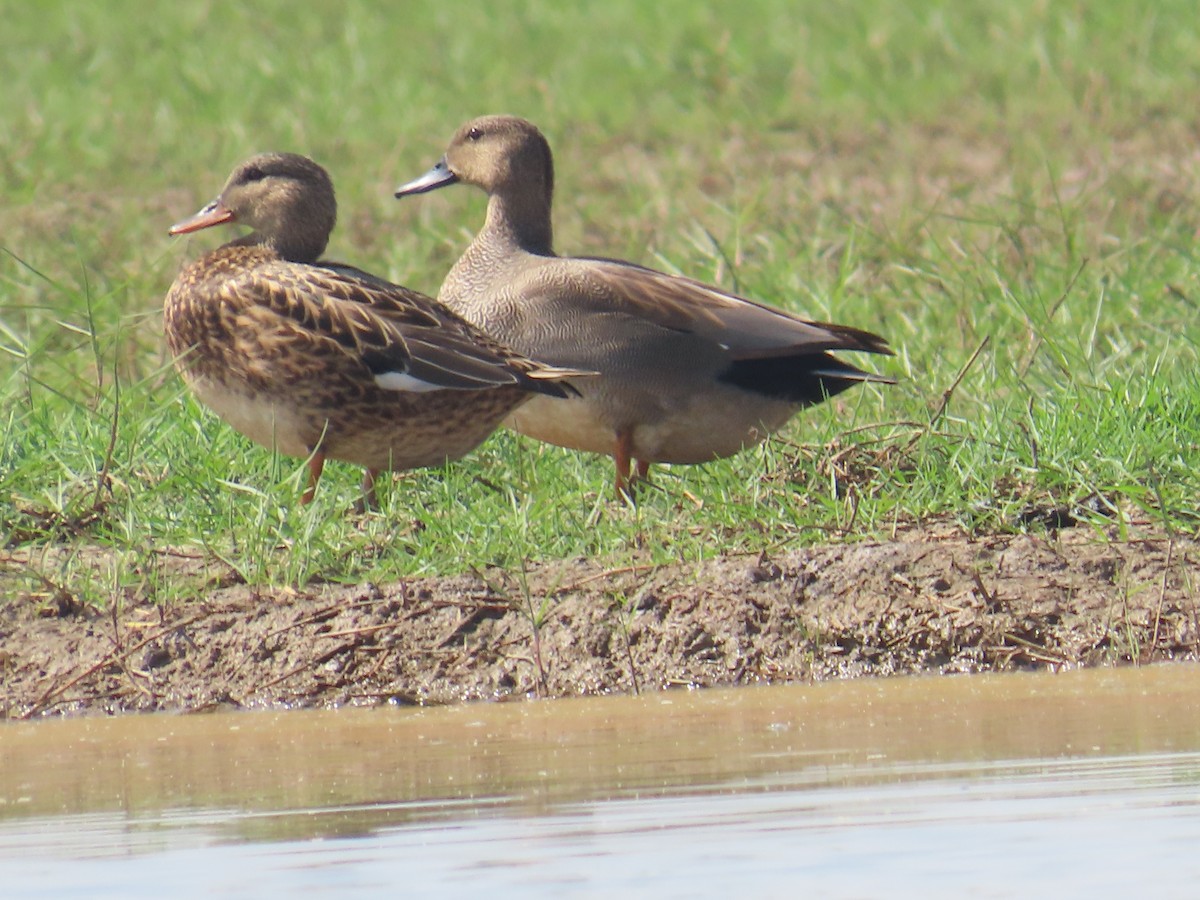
(224, 259, 582, 395)
(570, 257, 893, 360)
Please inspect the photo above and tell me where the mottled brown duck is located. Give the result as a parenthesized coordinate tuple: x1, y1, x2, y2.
(165, 151, 585, 507)
(395, 115, 893, 498)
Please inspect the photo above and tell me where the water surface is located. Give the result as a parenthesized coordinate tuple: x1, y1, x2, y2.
(3, 665, 1199, 897)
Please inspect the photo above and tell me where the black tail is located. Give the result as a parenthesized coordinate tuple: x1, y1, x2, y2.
(720, 352, 895, 406)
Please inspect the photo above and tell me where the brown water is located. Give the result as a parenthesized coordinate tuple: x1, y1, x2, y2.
(3, 665, 1200, 897)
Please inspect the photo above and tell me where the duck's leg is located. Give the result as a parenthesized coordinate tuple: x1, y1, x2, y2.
(354, 468, 381, 513)
(633, 459, 652, 485)
(301, 453, 326, 504)
(614, 429, 636, 502)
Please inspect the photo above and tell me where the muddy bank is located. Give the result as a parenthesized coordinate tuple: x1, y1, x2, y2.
(1, 525, 1196, 718)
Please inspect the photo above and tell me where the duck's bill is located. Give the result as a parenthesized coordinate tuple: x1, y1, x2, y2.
(394, 159, 459, 197)
(169, 200, 234, 235)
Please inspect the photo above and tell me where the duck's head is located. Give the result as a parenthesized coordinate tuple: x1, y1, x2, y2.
(170, 152, 336, 262)
(395, 115, 554, 202)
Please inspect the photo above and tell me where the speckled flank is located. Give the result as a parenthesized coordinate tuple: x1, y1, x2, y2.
(164, 152, 584, 498)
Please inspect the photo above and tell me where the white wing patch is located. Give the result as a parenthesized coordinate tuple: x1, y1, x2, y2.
(374, 371, 445, 393)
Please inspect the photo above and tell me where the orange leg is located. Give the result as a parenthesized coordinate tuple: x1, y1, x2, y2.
(634, 459, 651, 484)
(301, 453, 326, 504)
(355, 468, 381, 513)
(614, 430, 636, 502)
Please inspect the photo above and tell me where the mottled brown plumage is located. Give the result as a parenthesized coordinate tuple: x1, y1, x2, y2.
(395, 115, 894, 498)
(165, 152, 586, 506)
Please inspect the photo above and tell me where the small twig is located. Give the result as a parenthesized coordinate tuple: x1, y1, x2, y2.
(262, 603, 343, 640)
(254, 642, 357, 693)
(357, 647, 395, 683)
(618, 610, 641, 697)
(108, 595, 122, 653)
(22, 609, 212, 718)
(528, 617, 548, 698)
(926, 336, 990, 431)
(321, 621, 399, 640)
(971, 570, 999, 611)
(515, 560, 550, 697)
(1149, 540, 1173, 659)
(435, 605, 503, 649)
(116, 657, 157, 702)
(1000, 631, 1067, 665)
(472, 474, 505, 495)
(559, 563, 657, 591)
(841, 486, 861, 535)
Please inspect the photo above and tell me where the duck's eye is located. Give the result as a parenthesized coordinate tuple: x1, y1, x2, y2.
(241, 166, 267, 183)
(467, 127, 483, 142)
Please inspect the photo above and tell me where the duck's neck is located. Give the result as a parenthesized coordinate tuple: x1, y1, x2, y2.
(481, 184, 555, 257)
(231, 218, 331, 264)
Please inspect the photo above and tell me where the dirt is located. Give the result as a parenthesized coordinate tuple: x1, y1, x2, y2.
(2, 521, 1197, 719)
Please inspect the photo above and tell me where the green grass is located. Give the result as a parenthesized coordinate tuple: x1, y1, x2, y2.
(3, 0, 1199, 605)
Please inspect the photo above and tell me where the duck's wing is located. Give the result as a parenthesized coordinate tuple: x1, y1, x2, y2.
(241, 260, 585, 396)
(570, 256, 892, 361)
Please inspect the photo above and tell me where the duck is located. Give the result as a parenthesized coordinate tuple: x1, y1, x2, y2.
(164, 151, 587, 508)
(395, 115, 894, 499)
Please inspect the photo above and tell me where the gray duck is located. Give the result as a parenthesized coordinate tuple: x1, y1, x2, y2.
(395, 115, 893, 498)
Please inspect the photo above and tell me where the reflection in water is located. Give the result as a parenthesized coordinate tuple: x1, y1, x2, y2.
(2, 665, 1200, 894)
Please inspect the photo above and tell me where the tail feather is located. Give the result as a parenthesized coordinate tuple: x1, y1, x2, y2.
(721, 352, 894, 405)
